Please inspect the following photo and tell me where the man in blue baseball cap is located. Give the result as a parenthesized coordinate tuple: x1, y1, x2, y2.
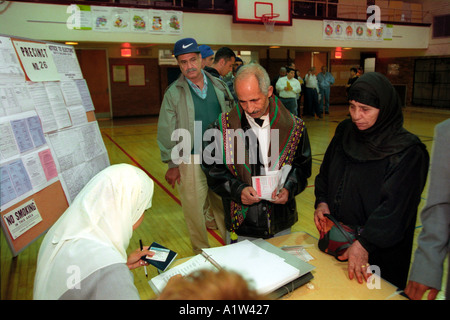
(199, 44, 214, 69)
(173, 37, 201, 57)
(157, 37, 235, 254)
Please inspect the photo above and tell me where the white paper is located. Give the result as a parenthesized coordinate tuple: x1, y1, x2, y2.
(47, 44, 83, 80)
(0, 84, 22, 115)
(22, 150, 49, 192)
(202, 240, 300, 294)
(27, 82, 58, 133)
(74, 79, 95, 112)
(67, 105, 88, 126)
(47, 122, 109, 203)
(150, 240, 301, 295)
(59, 80, 83, 107)
(0, 83, 34, 116)
(44, 81, 72, 129)
(58, 152, 110, 204)
(149, 254, 216, 294)
(0, 121, 20, 161)
(0, 36, 25, 83)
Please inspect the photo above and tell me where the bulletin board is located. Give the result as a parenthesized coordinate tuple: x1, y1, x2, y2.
(0, 34, 110, 256)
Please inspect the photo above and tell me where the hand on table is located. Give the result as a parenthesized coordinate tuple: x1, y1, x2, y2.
(338, 240, 371, 284)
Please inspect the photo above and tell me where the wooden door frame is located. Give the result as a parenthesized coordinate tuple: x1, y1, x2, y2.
(76, 48, 112, 119)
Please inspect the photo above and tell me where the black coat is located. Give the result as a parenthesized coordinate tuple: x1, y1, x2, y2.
(315, 120, 429, 289)
(202, 114, 312, 239)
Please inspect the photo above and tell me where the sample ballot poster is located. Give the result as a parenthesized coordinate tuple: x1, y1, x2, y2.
(0, 35, 110, 255)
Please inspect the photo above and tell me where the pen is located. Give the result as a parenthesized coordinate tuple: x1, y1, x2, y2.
(139, 239, 148, 278)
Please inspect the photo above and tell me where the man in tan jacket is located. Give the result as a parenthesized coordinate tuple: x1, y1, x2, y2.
(157, 37, 234, 254)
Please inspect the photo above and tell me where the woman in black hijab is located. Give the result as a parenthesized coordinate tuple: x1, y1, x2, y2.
(314, 72, 429, 290)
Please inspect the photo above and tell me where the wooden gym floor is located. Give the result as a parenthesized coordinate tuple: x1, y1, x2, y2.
(1, 105, 448, 300)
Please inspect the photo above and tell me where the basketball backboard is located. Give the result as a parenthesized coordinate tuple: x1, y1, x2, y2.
(233, 0, 292, 26)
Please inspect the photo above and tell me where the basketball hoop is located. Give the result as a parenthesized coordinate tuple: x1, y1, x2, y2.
(261, 13, 279, 32)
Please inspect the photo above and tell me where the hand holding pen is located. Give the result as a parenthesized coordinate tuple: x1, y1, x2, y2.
(126, 240, 154, 271)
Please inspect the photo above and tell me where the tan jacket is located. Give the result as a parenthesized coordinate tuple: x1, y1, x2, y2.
(157, 71, 235, 168)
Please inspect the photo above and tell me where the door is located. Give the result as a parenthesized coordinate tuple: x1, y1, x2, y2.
(413, 58, 450, 109)
(75, 49, 111, 118)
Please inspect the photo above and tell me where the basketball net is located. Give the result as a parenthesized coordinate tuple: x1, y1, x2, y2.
(261, 13, 279, 32)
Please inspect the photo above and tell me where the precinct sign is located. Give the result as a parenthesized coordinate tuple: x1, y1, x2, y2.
(12, 40, 60, 82)
(2, 199, 43, 240)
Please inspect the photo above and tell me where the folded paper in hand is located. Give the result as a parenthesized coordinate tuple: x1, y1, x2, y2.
(252, 165, 292, 200)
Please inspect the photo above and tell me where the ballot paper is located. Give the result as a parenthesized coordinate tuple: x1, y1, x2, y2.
(252, 165, 292, 200)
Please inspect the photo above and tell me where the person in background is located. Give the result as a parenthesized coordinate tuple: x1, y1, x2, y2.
(405, 119, 450, 300)
(33, 164, 155, 300)
(304, 67, 321, 118)
(204, 46, 236, 80)
(317, 66, 335, 115)
(157, 38, 234, 254)
(314, 72, 429, 290)
(202, 63, 311, 244)
(224, 56, 244, 101)
(276, 67, 301, 116)
(271, 66, 287, 96)
(288, 62, 304, 115)
(199, 44, 214, 69)
(346, 67, 359, 96)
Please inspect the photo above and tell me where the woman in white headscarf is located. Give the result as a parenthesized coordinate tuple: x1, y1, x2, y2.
(33, 164, 154, 300)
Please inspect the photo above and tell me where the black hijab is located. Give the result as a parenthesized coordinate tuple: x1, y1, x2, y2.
(341, 72, 421, 161)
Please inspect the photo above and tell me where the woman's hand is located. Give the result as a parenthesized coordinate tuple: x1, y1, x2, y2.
(314, 202, 330, 233)
(338, 240, 371, 284)
(127, 247, 155, 270)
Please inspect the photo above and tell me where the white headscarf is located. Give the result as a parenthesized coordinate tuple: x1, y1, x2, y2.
(33, 164, 154, 300)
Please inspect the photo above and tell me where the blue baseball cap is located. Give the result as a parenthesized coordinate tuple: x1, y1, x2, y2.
(173, 38, 200, 57)
(199, 45, 214, 59)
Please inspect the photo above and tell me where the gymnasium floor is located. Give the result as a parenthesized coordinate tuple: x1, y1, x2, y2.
(1, 104, 448, 300)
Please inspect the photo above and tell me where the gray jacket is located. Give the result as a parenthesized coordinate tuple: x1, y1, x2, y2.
(408, 119, 450, 292)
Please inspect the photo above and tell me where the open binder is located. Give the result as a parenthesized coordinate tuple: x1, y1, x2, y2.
(149, 239, 314, 298)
